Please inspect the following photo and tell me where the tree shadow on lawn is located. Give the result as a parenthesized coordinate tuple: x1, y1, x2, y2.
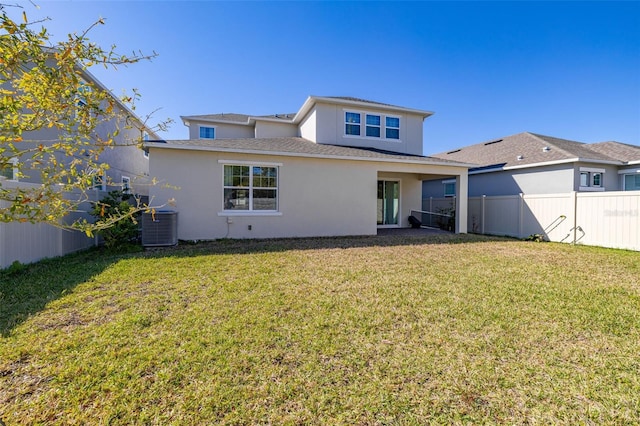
(0, 248, 124, 337)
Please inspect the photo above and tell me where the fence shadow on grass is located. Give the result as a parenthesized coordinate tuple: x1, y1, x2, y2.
(140, 229, 518, 260)
(0, 248, 121, 337)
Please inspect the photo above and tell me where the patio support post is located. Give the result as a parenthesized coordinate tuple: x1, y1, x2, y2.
(455, 172, 468, 234)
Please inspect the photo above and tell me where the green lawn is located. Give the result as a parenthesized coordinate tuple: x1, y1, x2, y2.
(1, 234, 639, 424)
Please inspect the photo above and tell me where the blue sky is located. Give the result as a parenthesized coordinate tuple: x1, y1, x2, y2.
(11, 1, 640, 154)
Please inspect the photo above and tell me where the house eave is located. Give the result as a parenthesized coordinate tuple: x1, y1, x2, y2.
(144, 142, 469, 168)
(292, 95, 434, 124)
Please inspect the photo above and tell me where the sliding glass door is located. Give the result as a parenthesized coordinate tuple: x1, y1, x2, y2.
(377, 180, 399, 226)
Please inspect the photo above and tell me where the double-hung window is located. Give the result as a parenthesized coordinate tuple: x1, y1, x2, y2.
(386, 117, 400, 139)
(223, 165, 278, 211)
(345, 111, 401, 140)
(345, 112, 361, 136)
(199, 126, 215, 139)
(365, 114, 381, 137)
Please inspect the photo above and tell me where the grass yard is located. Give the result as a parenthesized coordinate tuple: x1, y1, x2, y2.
(1, 234, 639, 424)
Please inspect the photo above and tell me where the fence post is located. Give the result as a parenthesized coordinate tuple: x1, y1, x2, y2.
(572, 191, 578, 244)
(481, 195, 486, 234)
(518, 193, 524, 238)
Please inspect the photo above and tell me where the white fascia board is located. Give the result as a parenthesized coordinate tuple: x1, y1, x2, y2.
(145, 142, 469, 168)
(292, 95, 434, 123)
(501, 157, 621, 171)
(618, 168, 640, 174)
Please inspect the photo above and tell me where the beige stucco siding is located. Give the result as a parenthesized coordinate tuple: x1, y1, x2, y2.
(303, 102, 425, 156)
(148, 147, 466, 240)
(149, 149, 378, 240)
(254, 121, 298, 138)
(188, 121, 255, 140)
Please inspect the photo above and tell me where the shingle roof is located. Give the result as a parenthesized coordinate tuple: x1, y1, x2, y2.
(430, 132, 638, 169)
(583, 141, 640, 163)
(325, 96, 399, 108)
(146, 137, 470, 166)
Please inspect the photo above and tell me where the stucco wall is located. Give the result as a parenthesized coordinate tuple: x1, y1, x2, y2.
(573, 162, 621, 191)
(148, 148, 464, 240)
(305, 102, 425, 156)
(254, 120, 298, 138)
(188, 121, 255, 140)
(423, 164, 576, 197)
(16, 102, 150, 195)
(149, 149, 378, 240)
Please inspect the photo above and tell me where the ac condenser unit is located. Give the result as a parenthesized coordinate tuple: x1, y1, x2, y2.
(142, 211, 178, 247)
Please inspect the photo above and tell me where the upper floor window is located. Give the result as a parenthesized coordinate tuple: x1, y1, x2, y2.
(345, 111, 400, 140)
(223, 164, 278, 211)
(386, 117, 400, 139)
(345, 112, 361, 136)
(199, 126, 215, 139)
(365, 114, 381, 137)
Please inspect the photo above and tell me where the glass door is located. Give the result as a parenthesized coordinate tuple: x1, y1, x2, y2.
(377, 180, 399, 226)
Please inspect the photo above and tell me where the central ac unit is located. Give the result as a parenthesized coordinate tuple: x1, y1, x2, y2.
(142, 211, 178, 247)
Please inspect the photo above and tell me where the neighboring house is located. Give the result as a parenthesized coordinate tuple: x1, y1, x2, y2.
(145, 96, 471, 240)
(1, 65, 157, 197)
(423, 132, 640, 198)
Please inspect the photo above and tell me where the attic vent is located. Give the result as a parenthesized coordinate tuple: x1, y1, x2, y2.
(543, 146, 551, 152)
(446, 149, 461, 154)
(517, 155, 524, 161)
(484, 139, 503, 146)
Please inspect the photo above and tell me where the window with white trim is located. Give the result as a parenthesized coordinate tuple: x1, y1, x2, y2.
(443, 181, 455, 197)
(345, 112, 361, 136)
(365, 114, 381, 137)
(386, 116, 400, 139)
(1, 158, 18, 181)
(223, 164, 278, 211)
(345, 111, 400, 140)
(92, 171, 106, 191)
(579, 167, 605, 191)
(199, 126, 215, 139)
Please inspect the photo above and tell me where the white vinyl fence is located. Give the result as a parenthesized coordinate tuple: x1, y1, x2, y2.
(0, 180, 102, 269)
(425, 191, 639, 251)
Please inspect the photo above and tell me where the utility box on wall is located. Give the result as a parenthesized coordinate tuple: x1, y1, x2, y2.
(142, 211, 178, 247)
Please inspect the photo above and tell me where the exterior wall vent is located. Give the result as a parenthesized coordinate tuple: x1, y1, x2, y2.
(142, 211, 178, 247)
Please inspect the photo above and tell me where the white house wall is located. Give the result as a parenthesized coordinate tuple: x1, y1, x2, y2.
(305, 102, 425, 156)
(188, 120, 255, 140)
(149, 149, 377, 240)
(254, 121, 298, 139)
(148, 148, 466, 240)
(299, 109, 318, 142)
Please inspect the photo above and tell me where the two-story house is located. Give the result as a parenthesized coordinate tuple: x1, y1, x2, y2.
(145, 96, 471, 240)
(1, 64, 156, 198)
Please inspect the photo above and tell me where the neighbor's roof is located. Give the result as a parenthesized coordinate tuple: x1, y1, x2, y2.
(430, 132, 640, 171)
(181, 95, 434, 126)
(144, 137, 471, 167)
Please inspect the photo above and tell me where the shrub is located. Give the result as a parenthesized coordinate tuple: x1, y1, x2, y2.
(90, 191, 140, 249)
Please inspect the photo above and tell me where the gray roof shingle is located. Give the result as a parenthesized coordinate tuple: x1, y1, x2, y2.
(430, 132, 639, 169)
(146, 137, 470, 166)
